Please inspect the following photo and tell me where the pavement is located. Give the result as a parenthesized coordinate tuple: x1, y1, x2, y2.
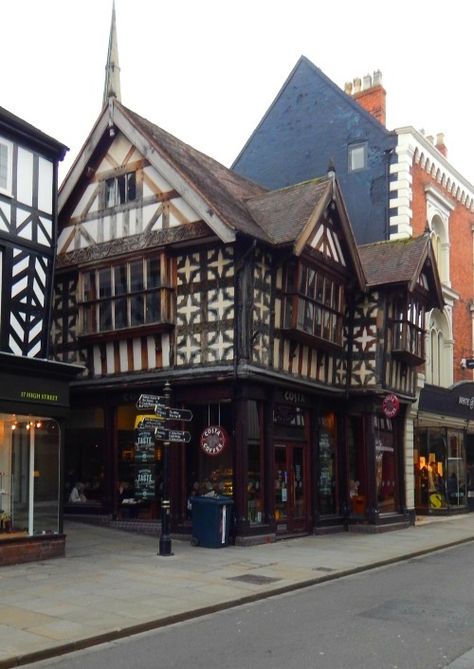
(1, 515, 474, 669)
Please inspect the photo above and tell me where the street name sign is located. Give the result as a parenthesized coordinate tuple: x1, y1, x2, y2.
(153, 404, 193, 422)
(137, 416, 165, 430)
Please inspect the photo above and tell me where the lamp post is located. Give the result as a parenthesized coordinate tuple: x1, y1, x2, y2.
(159, 381, 173, 556)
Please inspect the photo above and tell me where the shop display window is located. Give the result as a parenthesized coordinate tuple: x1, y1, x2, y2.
(348, 416, 367, 515)
(318, 412, 338, 515)
(0, 414, 61, 536)
(247, 401, 263, 525)
(414, 428, 466, 510)
(374, 415, 398, 513)
(64, 408, 105, 507)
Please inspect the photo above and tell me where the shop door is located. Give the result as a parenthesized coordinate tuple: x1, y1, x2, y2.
(274, 444, 308, 534)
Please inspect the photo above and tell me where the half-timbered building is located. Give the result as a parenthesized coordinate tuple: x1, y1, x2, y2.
(0, 106, 80, 565)
(51, 82, 443, 540)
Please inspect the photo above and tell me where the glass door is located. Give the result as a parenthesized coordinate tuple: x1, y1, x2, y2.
(274, 443, 308, 534)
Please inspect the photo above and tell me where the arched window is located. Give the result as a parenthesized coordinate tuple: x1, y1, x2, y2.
(426, 310, 452, 387)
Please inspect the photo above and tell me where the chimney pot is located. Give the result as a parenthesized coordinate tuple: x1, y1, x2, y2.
(344, 81, 353, 95)
(373, 70, 383, 86)
(353, 77, 361, 94)
(426, 135, 434, 144)
(435, 132, 447, 157)
(362, 74, 372, 90)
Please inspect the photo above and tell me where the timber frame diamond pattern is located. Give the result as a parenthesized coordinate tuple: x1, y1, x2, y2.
(53, 98, 443, 403)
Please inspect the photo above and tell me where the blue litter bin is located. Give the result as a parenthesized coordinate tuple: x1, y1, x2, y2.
(191, 495, 233, 548)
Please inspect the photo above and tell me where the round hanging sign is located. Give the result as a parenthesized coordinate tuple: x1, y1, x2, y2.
(200, 425, 229, 457)
(383, 393, 400, 418)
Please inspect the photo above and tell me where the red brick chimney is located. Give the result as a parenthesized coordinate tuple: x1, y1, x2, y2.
(344, 70, 386, 127)
(435, 132, 448, 158)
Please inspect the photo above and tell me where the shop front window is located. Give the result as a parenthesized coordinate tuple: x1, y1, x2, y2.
(318, 412, 338, 515)
(247, 401, 263, 525)
(374, 415, 398, 513)
(348, 416, 367, 515)
(64, 408, 105, 508)
(1, 414, 61, 536)
(447, 432, 465, 508)
(119, 405, 162, 520)
(414, 428, 466, 511)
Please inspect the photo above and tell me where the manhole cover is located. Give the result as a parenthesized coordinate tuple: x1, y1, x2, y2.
(227, 574, 281, 585)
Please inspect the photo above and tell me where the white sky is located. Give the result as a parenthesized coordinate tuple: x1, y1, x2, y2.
(2, 0, 473, 185)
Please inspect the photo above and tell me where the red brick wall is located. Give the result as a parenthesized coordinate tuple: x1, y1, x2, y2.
(0, 535, 65, 567)
(353, 86, 386, 126)
(411, 163, 474, 383)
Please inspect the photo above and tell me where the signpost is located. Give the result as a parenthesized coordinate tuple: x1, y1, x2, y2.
(136, 386, 192, 557)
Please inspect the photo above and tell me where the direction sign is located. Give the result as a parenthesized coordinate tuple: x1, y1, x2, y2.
(138, 416, 165, 430)
(153, 404, 193, 422)
(154, 426, 191, 443)
(136, 394, 163, 410)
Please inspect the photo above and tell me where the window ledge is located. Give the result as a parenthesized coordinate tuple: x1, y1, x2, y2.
(392, 349, 424, 366)
(279, 327, 343, 353)
(78, 321, 174, 344)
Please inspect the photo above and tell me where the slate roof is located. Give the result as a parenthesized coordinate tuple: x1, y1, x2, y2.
(0, 105, 68, 160)
(358, 234, 443, 308)
(359, 235, 431, 286)
(245, 178, 330, 245)
(119, 103, 271, 242)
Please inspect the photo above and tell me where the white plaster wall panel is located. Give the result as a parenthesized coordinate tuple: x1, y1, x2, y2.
(168, 209, 182, 228)
(106, 342, 115, 374)
(301, 346, 308, 376)
(172, 197, 200, 224)
(12, 254, 29, 278)
(310, 351, 317, 378)
(82, 219, 99, 245)
(16, 148, 33, 207)
(147, 336, 155, 369)
(11, 275, 28, 298)
(57, 227, 73, 253)
(0, 201, 11, 231)
(143, 203, 161, 230)
(282, 340, 290, 372)
(104, 133, 135, 170)
(162, 334, 170, 367)
(38, 157, 53, 214)
(132, 339, 142, 371)
(38, 216, 52, 246)
(72, 184, 98, 218)
(273, 337, 279, 368)
(119, 341, 128, 372)
(332, 233, 346, 267)
(143, 165, 173, 193)
(16, 208, 32, 241)
(93, 345, 101, 376)
(29, 319, 43, 344)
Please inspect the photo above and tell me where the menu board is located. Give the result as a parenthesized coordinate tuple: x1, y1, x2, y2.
(134, 466, 156, 500)
(135, 429, 155, 463)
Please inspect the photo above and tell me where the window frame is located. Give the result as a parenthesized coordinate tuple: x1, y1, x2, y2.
(0, 138, 13, 197)
(348, 141, 368, 173)
(391, 292, 426, 365)
(282, 259, 345, 350)
(101, 171, 137, 210)
(78, 254, 173, 338)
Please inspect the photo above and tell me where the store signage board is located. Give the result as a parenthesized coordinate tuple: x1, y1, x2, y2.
(154, 427, 191, 443)
(134, 429, 155, 463)
(136, 394, 164, 410)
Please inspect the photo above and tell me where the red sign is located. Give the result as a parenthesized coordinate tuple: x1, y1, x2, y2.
(200, 425, 229, 457)
(383, 393, 400, 418)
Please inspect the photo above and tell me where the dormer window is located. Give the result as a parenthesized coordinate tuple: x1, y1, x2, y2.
(103, 171, 136, 209)
(282, 260, 345, 349)
(348, 142, 367, 173)
(391, 295, 425, 365)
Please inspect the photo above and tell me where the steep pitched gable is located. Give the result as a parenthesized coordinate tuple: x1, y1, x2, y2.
(59, 99, 269, 246)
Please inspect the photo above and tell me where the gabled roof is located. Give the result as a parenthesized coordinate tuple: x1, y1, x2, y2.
(359, 234, 444, 308)
(59, 99, 268, 244)
(0, 105, 68, 161)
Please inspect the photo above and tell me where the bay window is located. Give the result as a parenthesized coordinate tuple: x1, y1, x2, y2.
(79, 255, 172, 336)
(391, 294, 425, 365)
(282, 260, 344, 348)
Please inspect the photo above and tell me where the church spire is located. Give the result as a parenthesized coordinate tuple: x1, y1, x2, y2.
(102, 1, 121, 107)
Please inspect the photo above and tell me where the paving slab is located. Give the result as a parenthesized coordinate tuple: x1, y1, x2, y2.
(0, 514, 474, 668)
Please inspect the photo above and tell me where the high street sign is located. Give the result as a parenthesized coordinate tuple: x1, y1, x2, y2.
(137, 417, 164, 430)
(154, 427, 192, 443)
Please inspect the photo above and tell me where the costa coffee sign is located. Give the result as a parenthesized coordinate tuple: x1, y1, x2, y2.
(200, 425, 229, 457)
(383, 393, 400, 418)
